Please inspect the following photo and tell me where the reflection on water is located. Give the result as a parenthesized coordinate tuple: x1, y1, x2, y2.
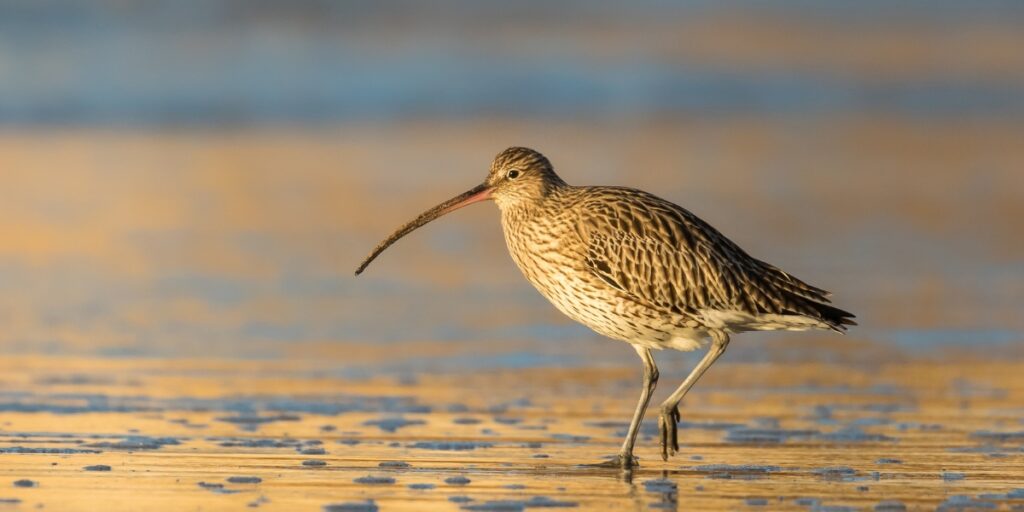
(1, 354, 1023, 510)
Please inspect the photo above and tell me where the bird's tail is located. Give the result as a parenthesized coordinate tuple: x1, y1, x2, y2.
(806, 301, 857, 333)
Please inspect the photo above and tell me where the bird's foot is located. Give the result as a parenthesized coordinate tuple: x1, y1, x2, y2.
(585, 453, 639, 470)
(658, 404, 681, 461)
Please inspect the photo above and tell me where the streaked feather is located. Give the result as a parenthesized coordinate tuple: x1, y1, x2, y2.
(570, 186, 855, 332)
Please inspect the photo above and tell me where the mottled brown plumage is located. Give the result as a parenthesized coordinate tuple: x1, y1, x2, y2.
(356, 146, 854, 468)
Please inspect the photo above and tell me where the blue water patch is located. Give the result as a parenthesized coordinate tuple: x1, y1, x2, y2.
(363, 417, 426, 433)
(323, 501, 378, 512)
(2, 1, 1023, 125)
(886, 328, 1022, 349)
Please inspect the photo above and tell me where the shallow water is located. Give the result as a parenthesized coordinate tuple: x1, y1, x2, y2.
(2, 352, 1024, 510)
(0, 119, 1021, 358)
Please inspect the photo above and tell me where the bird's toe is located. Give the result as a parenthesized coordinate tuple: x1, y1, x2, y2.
(659, 405, 681, 460)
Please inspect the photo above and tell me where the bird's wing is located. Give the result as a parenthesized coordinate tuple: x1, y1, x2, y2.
(574, 187, 849, 327)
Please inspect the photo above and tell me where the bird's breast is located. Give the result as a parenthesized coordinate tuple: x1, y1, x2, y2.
(500, 212, 632, 336)
(499, 209, 708, 350)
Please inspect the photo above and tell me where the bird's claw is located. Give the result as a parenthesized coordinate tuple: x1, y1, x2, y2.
(658, 405, 681, 461)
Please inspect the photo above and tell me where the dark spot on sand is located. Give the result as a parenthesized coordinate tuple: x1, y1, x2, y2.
(408, 441, 492, 451)
(354, 476, 395, 485)
(84, 465, 111, 472)
(695, 465, 782, 480)
(323, 500, 378, 512)
(550, 434, 589, 443)
(471, 495, 577, 512)
(505, 484, 526, 490)
(299, 447, 327, 455)
(494, 417, 521, 425)
(227, 476, 262, 484)
(454, 418, 482, 425)
(724, 427, 818, 444)
(746, 498, 768, 506)
(947, 445, 1007, 457)
(12, 480, 36, 488)
(460, 496, 578, 510)
(812, 505, 855, 512)
(168, 418, 207, 429)
(450, 496, 473, 503)
(217, 414, 301, 431)
(812, 467, 857, 480)
(248, 495, 270, 508)
(363, 417, 426, 433)
(815, 427, 894, 443)
(936, 495, 996, 511)
(876, 458, 902, 464)
(320, 425, 337, 432)
(971, 430, 1024, 443)
(215, 437, 302, 449)
(0, 498, 22, 504)
(338, 439, 360, 446)
(303, 460, 327, 467)
(198, 482, 223, 489)
(408, 483, 435, 490)
(445, 476, 471, 485)
(941, 472, 965, 481)
(378, 461, 410, 469)
(86, 436, 181, 451)
(524, 497, 581, 509)
(875, 500, 907, 511)
(1, 447, 101, 454)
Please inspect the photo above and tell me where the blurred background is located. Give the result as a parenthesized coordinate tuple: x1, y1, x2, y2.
(1, 0, 1022, 368)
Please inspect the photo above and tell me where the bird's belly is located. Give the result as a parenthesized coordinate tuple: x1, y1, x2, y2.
(509, 246, 708, 351)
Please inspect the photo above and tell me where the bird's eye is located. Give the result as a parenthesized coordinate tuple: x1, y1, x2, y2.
(507, 169, 521, 180)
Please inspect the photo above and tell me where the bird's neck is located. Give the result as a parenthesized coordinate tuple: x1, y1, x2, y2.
(497, 182, 569, 224)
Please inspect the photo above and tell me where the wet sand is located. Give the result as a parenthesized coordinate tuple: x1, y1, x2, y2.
(2, 349, 1023, 511)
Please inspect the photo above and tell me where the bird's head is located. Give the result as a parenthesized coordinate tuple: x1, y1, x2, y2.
(354, 146, 564, 275)
(485, 147, 565, 211)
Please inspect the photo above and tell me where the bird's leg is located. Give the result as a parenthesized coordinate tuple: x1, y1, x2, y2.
(657, 331, 730, 461)
(592, 345, 658, 469)
(619, 346, 659, 467)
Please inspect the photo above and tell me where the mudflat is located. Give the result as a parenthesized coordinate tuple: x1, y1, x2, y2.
(0, 122, 1021, 510)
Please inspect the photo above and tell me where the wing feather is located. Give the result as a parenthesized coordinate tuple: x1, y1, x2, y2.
(575, 187, 855, 330)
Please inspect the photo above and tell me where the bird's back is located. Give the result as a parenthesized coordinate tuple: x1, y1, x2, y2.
(502, 185, 854, 349)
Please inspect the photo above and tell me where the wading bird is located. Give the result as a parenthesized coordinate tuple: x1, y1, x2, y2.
(355, 147, 854, 468)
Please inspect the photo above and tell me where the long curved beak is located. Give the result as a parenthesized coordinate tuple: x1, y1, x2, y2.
(354, 182, 493, 275)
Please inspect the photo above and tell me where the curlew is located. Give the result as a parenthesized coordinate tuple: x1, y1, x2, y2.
(355, 147, 855, 468)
